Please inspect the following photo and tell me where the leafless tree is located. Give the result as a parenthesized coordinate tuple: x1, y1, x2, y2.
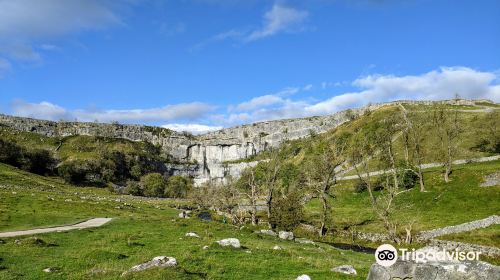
(433, 105, 462, 182)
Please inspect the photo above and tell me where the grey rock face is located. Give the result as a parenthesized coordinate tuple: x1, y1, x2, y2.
(278, 231, 294, 240)
(331, 265, 357, 275)
(0, 99, 485, 185)
(123, 256, 177, 275)
(367, 260, 500, 280)
(216, 238, 241, 248)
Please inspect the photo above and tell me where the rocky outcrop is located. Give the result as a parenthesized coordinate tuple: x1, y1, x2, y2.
(1, 99, 490, 185)
(366, 260, 500, 280)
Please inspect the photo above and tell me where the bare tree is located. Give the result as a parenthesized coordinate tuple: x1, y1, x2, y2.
(433, 105, 462, 182)
(400, 105, 427, 192)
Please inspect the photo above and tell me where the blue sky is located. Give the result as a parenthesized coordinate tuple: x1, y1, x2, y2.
(0, 0, 499, 133)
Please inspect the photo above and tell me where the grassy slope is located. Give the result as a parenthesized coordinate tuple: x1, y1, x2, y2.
(0, 164, 373, 280)
(305, 160, 500, 234)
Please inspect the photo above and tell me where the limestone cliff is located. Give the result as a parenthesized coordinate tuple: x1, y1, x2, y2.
(0, 99, 486, 185)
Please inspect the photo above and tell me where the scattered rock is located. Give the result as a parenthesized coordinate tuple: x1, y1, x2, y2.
(216, 238, 241, 248)
(273, 245, 282, 250)
(278, 231, 294, 240)
(43, 267, 60, 273)
(257, 229, 277, 236)
(331, 265, 357, 275)
(185, 232, 200, 238)
(123, 256, 177, 275)
(296, 274, 311, 280)
(178, 211, 189, 219)
(202, 245, 209, 250)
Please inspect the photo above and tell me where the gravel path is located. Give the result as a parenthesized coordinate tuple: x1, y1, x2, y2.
(0, 218, 112, 238)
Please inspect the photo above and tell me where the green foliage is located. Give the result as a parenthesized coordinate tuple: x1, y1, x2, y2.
(140, 173, 167, 197)
(270, 192, 304, 231)
(166, 175, 193, 198)
(125, 180, 142, 196)
(354, 180, 367, 193)
(57, 160, 102, 185)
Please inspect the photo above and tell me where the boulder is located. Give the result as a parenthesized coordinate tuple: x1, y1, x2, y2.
(123, 256, 177, 275)
(331, 265, 357, 275)
(296, 274, 311, 280)
(366, 260, 500, 280)
(178, 211, 189, 219)
(43, 267, 60, 273)
(273, 245, 282, 250)
(216, 238, 241, 248)
(278, 231, 294, 240)
(185, 232, 200, 238)
(258, 229, 277, 236)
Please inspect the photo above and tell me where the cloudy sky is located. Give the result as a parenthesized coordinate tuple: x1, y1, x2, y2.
(0, 0, 499, 134)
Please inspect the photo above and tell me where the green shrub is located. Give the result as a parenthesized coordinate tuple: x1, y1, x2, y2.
(354, 180, 367, 193)
(140, 173, 167, 197)
(165, 175, 193, 198)
(270, 192, 304, 231)
(125, 180, 142, 196)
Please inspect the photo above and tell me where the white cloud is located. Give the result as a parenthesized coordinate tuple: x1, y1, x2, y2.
(162, 123, 223, 135)
(7, 67, 499, 130)
(10, 100, 214, 124)
(306, 67, 500, 115)
(245, 4, 309, 41)
(197, 3, 309, 49)
(222, 67, 500, 126)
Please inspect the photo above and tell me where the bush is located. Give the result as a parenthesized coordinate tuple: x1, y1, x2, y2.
(140, 173, 167, 197)
(399, 169, 418, 189)
(0, 139, 23, 166)
(125, 180, 142, 196)
(354, 180, 367, 193)
(165, 175, 192, 198)
(270, 192, 304, 231)
(23, 149, 58, 175)
(58, 160, 88, 184)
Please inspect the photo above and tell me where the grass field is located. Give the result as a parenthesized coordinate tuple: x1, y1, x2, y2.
(0, 164, 374, 280)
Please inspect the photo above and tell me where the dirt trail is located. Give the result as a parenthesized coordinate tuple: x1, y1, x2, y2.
(0, 218, 112, 238)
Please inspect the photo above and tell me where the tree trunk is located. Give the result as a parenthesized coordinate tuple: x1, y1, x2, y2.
(266, 189, 273, 229)
(444, 144, 452, 183)
(319, 193, 328, 237)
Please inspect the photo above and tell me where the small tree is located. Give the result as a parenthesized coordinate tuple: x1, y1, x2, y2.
(305, 137, 346, 236)
(269, 192, 304, 231)
(125, 180, 142, 196)
(165, 175, 193, 198)
(140, 173, 167, 197)
(433, 105, 462, 182)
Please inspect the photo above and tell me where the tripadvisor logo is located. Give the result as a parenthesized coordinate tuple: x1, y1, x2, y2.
(375, 244, 482, 267)
(375, 244, 398, 267)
